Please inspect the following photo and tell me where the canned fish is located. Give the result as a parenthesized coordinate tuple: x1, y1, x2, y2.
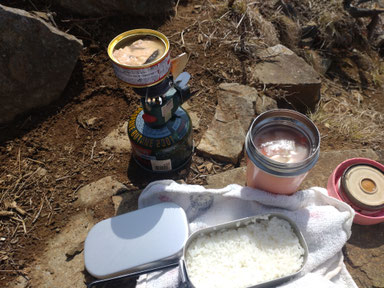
(107, 29, 171, 87)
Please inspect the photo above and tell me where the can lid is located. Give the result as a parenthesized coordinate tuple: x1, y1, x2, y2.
(341, 164, 384, 211)
(84, 202, 189, 279)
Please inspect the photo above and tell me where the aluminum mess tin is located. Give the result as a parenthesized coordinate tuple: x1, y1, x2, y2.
(180, 214, 309, 288)
(86, 206, 308, 288)
(84, 202, 189, 281)
(107, 29, 171, 87)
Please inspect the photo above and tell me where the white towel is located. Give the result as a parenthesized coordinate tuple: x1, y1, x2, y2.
(136, 180, 358, 288)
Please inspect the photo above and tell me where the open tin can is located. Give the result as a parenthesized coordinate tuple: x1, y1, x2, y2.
(107, 29, 171, 87)
(85, 204, 308, 288)
(245, 109, 320, 195)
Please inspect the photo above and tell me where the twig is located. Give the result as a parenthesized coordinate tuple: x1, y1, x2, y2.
(26, 158, 45, 166)
(236, 11, 247, 29)
(32, 200, 44, 224)
(55, 173, 76, 182)
(190, 166, 199, 174)
(61, 16, 108, 23)
(344, 0, 384, 17)
(4, 201, 28, 216)
(91, 141, 97, 160)
(0, 211, 14, 217)
(11, 222, 20, 238)
(28, 0, 38, 10)
(14, 168, 41, 198)
(175, 0, 181, 17)
(11, 216, 27, 234)
(180, 30, 186, 47)
(0, 270, 23, 273)
(17, 148, 21, 175)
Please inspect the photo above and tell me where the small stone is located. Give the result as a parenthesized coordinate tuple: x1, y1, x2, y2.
(182, 103, 200, 130)
(11, 276, 28, 288)
(36, 167, 48, 177)
(206, 163, 213, 173)
(351, 90, 363, 106)
(112, 190, 141, 215)
(65, 241, 84, 260)
(255, 95, 277, 115)
(206, 167, 247, 188)
(100, 121, 131, 153)
(77, 176, 129, 207)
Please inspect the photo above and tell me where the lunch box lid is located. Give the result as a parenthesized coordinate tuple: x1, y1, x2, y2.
(84, 202, 189, 279)
(341, 164, 384, 211)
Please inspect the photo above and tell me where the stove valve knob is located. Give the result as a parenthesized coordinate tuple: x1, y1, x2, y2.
(142, 113, 157, 124)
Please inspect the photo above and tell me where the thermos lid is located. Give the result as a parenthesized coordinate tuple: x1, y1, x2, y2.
(341, 164, 384, 211)
(84, 202, 189, 279)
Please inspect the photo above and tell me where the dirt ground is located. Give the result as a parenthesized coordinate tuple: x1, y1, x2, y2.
(0, 0, 383, 287)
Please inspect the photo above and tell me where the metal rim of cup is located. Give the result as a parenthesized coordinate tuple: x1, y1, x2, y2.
(245, 109, 320, 177)
(340, 164, 384, 211)
(107, 29, 169, 69)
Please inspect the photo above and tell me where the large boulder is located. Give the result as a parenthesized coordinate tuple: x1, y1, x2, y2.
(0, 5, 82, 124)
(55, 0, 175, 16)
(250, 44, 321, 112)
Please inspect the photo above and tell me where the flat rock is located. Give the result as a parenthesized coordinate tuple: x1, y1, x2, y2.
(255, 95, 278, 115)
(197, 120, 246, 164)
(10, 276, 28, 288)
(56, 0, 175, 16)
(112, 190, 141, 216)
(300, 149, 379, 189)
(13, 212, 97, 288)
(100, 121, 131, 152)
(206, 167, 247, 188)
(250, 44, 321, 111)
(196, 83, 259, 164)
(303, 50, 332, 75)
(182, 102, 200, 130)
(0, 5, 82, 124)
(76, 176, 128, 207)
(345, 222, 384, 287)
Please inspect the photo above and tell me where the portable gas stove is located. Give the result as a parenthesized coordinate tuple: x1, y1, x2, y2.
(107, 29, 193, 172)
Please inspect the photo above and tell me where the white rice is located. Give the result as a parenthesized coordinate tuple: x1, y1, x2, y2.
(185, 217, 304, 288)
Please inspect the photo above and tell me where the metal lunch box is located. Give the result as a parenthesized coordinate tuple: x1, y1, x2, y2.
(180, 213, 308, 288)
(85, 204, 308, 288)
